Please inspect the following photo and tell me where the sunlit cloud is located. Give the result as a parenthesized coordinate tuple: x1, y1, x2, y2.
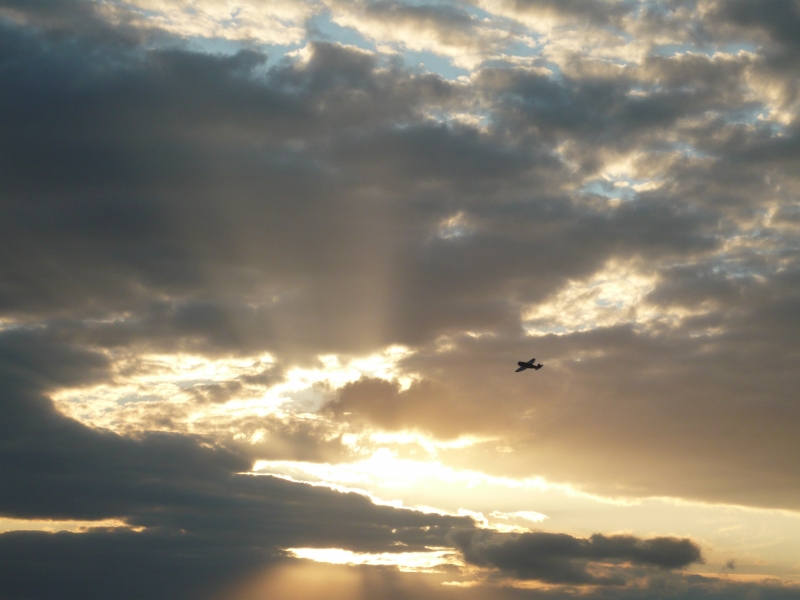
(323, 0, 523, 69)
(523, 260, 681, 335)
(436, 211, 473, 240)
(490, 510, 548, 524)
(51, 345, 416, 437)
(116, 0, 315, 45)
(0, 518, 137, 534)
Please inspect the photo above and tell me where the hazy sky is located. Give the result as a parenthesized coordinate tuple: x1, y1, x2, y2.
(2, 1, 800, 598)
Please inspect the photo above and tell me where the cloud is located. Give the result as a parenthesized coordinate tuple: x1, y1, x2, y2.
(117, 0, 314, 45)
(323, 0, 521, 69)
(0, 326, 724, 600)
(451, 529, 702, 584)
(2, 0, 797, 511)
(2, 1, 800, 595)
(228, 561, 800, 600)
(0, 326, 479, 598)
(715, 0, 800, 64)
(478, 0, 636, 29)
(325, 376, 494, 438)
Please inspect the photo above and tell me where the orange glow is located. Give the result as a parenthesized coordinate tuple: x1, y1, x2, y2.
(287, 547, 462, 572)
(227, 562, 363, 600)
(0, 517, 137, 533)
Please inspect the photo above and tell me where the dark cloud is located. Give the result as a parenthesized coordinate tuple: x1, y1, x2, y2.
(497, 0, 636, 26)
(325, 376, 495, 438)
(452, 529, 702, 584)
(716, 0, 800, 64)
(476, 56, 755, 158)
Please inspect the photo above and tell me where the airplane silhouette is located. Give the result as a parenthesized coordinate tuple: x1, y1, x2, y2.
(515, 358, 543, 372)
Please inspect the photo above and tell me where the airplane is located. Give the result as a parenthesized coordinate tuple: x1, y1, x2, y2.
(515, 358, 543, 372)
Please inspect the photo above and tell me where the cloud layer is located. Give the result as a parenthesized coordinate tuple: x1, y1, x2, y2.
(2, 0, 800, 597)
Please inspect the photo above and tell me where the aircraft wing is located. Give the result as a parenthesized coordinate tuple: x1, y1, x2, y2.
(515, 366, 527, 372)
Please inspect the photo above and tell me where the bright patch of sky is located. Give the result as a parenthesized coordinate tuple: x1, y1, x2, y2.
(437, 211, 473, 240)
(287, 547, 462, 572)
(307, 10, 374, 50)
(254, 451, 800, 581)
(403, 49, 470, 79)
(580, 178, 638, 202)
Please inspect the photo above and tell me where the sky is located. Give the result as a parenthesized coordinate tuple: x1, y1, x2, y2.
(2, 0, 800, 598)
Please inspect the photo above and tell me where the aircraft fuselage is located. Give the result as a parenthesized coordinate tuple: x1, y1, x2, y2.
(516, 359, 543, 372)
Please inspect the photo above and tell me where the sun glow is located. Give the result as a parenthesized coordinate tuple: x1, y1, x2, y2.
(491, 510, 548, 524)
(360, 431, 496, 455)
(287, 548, 462, 572)
(254, 448, 557, 494)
